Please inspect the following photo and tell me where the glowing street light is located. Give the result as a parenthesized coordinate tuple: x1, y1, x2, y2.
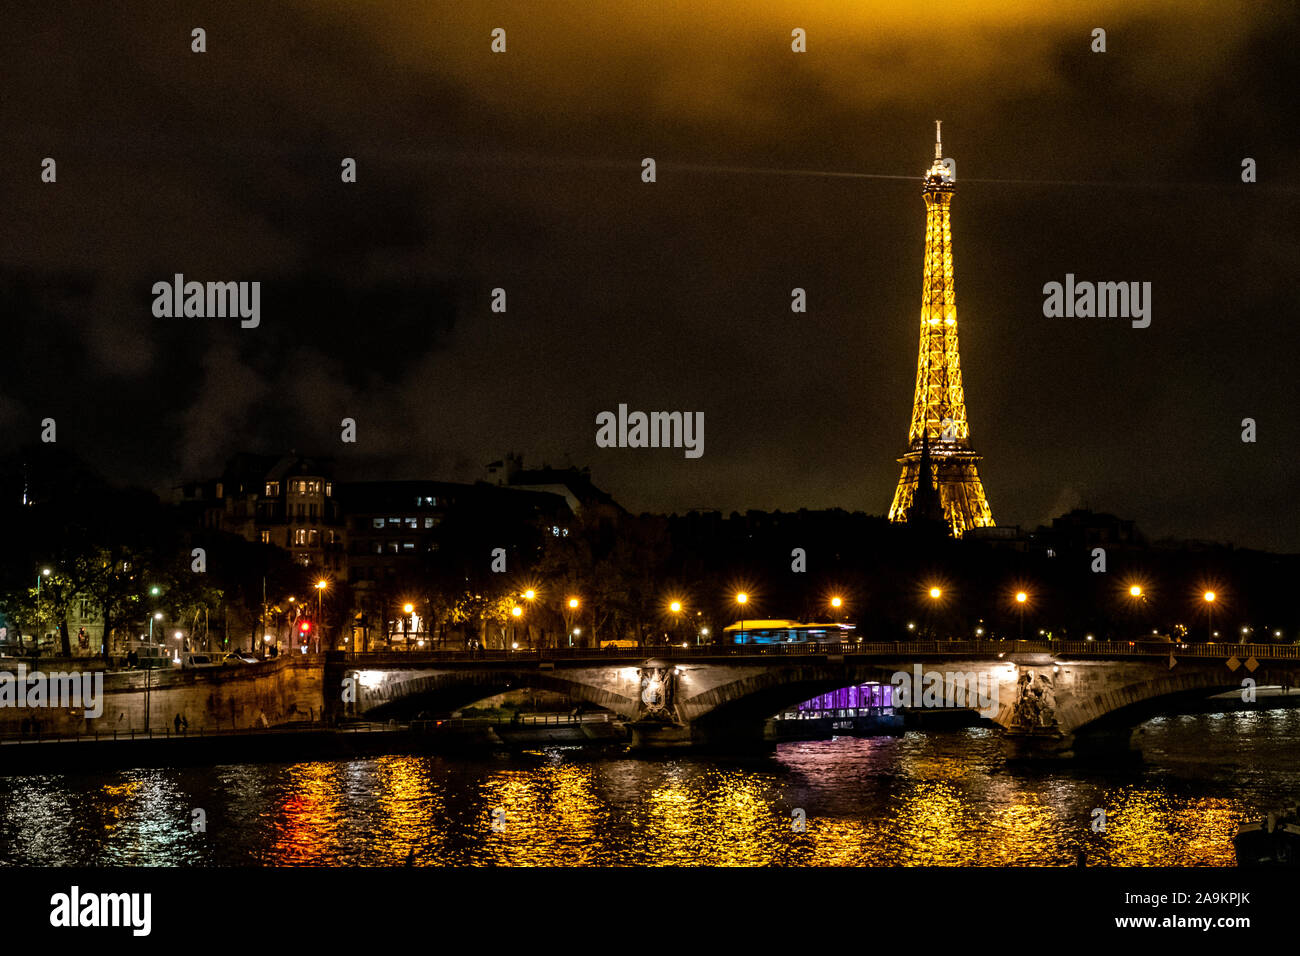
(313, 574, 327, 634)
(929, 587, 942, 599)
(1014, 590, 1028, 640)
(511, 606, 523, 618)
(563, 596, 582, 648)
(1204, 590, 1217, 643)
(736, 593, 748, 645)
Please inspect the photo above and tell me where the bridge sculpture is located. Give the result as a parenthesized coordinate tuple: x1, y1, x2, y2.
(337, 641, 1300, 752)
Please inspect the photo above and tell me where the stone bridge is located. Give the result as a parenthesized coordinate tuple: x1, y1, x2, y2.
(336, 641, 1300, 750)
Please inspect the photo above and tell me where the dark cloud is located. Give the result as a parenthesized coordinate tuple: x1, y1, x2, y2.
(0, 0, 1296, 549)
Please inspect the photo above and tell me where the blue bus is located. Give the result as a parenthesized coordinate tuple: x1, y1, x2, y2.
(721, 619, 856, 644)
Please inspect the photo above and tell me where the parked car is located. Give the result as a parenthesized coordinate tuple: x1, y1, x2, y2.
(180, 652, 220, 669)
(222, 652, 259, 665)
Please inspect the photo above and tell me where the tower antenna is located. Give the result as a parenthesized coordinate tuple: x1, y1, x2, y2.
(935, 120, 942, 160)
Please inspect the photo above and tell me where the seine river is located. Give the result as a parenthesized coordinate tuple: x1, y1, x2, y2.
(3, 708, 1298, 866)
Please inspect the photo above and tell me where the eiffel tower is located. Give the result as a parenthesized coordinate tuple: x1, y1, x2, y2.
(888, 122, 994, 537)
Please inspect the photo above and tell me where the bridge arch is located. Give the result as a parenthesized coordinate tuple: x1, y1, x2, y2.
(680, 663, 902, 728)
(352, 667, 640, 720)
(1062, 663, 1300, 734)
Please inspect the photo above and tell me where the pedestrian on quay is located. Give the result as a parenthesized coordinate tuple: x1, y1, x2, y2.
(173, 713, 181, 734)
(181, 715, 188, 733)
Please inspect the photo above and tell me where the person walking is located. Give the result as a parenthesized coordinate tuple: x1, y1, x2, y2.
(173, 713, 181, 734)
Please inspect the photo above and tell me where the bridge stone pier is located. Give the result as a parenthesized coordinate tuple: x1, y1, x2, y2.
(338, 641, 1300, 753)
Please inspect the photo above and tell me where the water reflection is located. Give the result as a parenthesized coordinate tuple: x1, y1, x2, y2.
(1, 708, 1296, 866)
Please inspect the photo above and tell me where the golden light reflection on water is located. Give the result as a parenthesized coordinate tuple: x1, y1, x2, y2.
(269, 762, 346, 865)
(3, 709, 1299, 865)
(475, 761, 608, 866)
(1094, 789, 1239, 867)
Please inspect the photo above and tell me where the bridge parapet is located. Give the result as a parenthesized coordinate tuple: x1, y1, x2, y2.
(340, 640, 1300, 666)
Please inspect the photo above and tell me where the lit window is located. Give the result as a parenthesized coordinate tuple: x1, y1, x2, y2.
(325, 483, 332, 497)
(405, 517, 418, 529)
(265, 482, 279, 496)
(372, 518, 384, 529)
(402, 541, 415, 551)
(308, 530, 319, 546)
(423, 517, 435, 529)
(260, 531, 271, 544)
(293, 529, 308, 545)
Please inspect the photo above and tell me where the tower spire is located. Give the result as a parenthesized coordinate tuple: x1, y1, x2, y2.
(887, 123, 994, 537)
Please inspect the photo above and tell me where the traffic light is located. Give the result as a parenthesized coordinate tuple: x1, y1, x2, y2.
(300, 621, 311, 634)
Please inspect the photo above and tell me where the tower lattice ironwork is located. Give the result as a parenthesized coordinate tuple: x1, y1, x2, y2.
(887, 122, 994, 536)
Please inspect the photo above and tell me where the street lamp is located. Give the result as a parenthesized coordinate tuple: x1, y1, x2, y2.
(667, 600, 684, 646)
(314, 580, 328, 651)
(565, 596, 580, 647)
(736, 593, 748, 645)
(1203, 590, 1216, 642)
(926, 586, 942, 639)
(1015, 590, 1028, 641)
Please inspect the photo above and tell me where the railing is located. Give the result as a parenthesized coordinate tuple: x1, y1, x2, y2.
(0, 722, 320, 745)
(409, 714, 614, 732)
(341, 639, 1300, 664)
(0, 714, 617, 746)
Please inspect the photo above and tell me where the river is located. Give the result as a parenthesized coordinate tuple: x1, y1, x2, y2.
(2, 707, 1298, 866)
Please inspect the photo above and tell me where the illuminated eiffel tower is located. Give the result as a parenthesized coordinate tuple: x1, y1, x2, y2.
(887, 122, 994, 537)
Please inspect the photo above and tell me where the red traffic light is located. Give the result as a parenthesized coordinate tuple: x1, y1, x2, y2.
(300, 622, 311, 633)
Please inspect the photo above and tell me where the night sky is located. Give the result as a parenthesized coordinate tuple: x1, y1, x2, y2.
(1, 1, 1296, 550)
